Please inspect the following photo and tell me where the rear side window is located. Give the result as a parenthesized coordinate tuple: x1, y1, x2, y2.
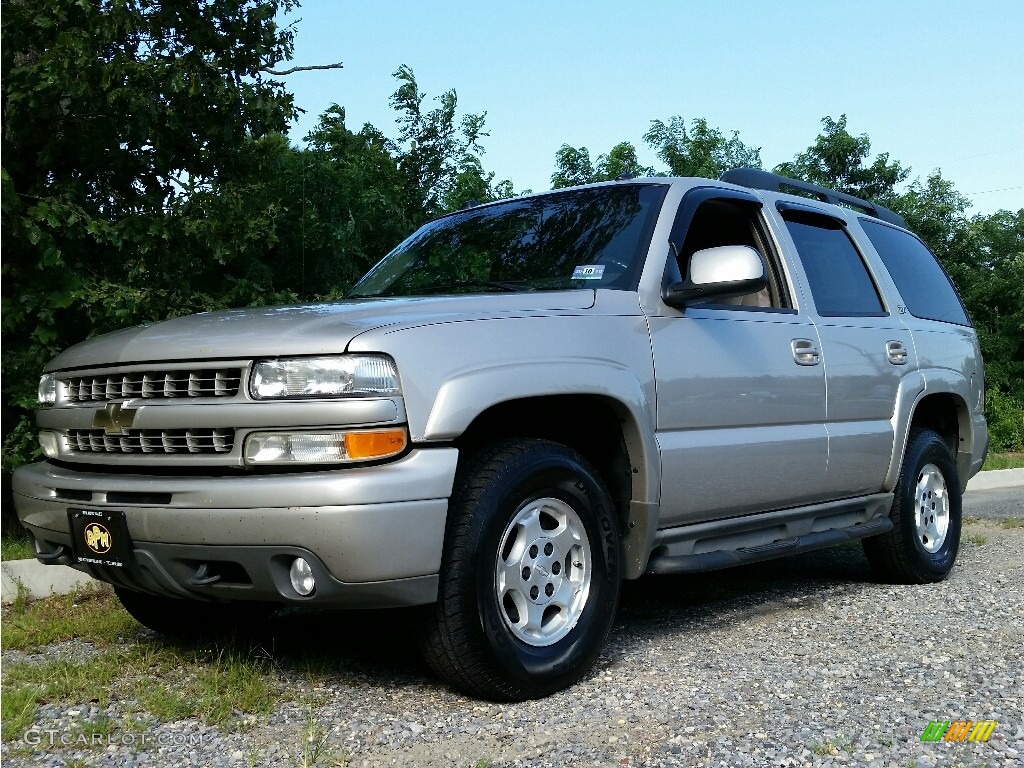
(859, 219, 971, 326)
(782, 212, 886, 317)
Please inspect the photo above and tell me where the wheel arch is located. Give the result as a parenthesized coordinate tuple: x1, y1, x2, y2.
(887, 371, 974, 491)
(443, 388, 660, 580)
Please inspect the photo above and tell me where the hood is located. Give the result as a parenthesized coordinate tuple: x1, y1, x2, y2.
(46, 291, 596, 371)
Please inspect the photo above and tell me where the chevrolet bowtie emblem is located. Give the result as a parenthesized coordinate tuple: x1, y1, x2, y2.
(93, 403, 137, 435)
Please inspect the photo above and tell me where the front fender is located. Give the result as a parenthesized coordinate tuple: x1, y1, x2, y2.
(423, 361, 662, 579)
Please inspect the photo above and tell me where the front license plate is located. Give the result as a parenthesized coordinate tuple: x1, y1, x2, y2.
(67, 509, 134, 567)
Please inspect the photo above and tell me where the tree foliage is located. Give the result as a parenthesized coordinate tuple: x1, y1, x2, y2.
(644, 116, 762, 178)
(551, 141, 653, 188)
(2, 0, 304, 470)
(773, 114, 909, 201)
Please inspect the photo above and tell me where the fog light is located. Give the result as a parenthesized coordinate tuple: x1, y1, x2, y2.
(289, 557, 316, 596)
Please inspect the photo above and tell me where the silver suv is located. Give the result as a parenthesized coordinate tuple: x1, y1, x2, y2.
(15, 169, 988, 700)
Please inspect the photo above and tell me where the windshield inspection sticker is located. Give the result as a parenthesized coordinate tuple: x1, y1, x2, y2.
(572, 265, 605, 280)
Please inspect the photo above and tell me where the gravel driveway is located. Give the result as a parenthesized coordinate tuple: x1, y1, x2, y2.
(4, 516, 1022, 768)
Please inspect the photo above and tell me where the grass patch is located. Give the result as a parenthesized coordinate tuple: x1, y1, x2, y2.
(137, 644, 280, 726)
(811, 733, 852, 756)
(1000, 517, 1024, 529)
(295, 698, 347, 767)
(3, 642, 283, 736)
(964, 533, 987, 546)
(3, 654, 123, 706)
(1, 584, 136, 651)
(1, 535, 35, 562)
(2, 590, 288, 738)
(982, 452, 1024, 471)
(1, 684, 42, 736)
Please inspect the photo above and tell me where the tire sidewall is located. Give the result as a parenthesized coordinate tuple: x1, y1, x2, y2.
(468, 444, 621, 694)
(896, 432, 962, 578)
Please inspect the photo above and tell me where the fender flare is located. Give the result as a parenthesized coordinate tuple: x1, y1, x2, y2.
(886, 368, 973, 490)
(423, 361, 662, 578)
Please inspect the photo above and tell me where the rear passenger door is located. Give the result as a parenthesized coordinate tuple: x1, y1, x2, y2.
(774, 203, 915, 497)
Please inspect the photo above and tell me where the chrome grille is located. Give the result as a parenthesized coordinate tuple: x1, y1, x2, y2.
(64, 369, 243, 402)
(67, 428, 235, 454)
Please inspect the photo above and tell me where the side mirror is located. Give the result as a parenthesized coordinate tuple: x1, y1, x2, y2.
(663, 245, 767, 308)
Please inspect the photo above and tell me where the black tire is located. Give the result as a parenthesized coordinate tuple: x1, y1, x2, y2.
(114, 587, 273, 638)
(863, 429, 962, 584)
(421, 439, 622, 701)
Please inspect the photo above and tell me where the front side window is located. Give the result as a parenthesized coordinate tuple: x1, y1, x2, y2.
(783, 211, 886, 317)
(859, 219, 970, 326)
(674, 197, 790, 309)
(349, 184, 667, 298)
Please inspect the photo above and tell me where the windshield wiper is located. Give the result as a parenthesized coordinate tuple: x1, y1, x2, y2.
(420, 280, 531, 293)
(346, 280, 532, 299)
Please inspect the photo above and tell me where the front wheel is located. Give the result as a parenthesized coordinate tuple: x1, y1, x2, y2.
(421, 439, 622, 701)
(863, 429, 962, 583)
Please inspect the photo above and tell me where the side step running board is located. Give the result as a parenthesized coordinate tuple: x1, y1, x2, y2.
(646, 517, 892, 575)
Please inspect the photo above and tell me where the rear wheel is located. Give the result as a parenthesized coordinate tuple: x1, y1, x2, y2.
(114, 587, 273, 638)
(421, 439, 621, 701)
(863, 429, 962, 583)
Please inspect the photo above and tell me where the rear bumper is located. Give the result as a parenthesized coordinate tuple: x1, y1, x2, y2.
(13, 448, 458, 607)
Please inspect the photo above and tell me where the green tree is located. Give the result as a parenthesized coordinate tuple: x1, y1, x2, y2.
(893, 170, 973, 267)
(389, 64, 508, 222)
(551, 145, 598, 188)
(774, 114, 909, 201)
(551, 141, 652, 188)
(962, 209, 1024, 451)
(595, 142, 654, 181)
(1, 0, 302, 471)
(644, 116, 762, 178)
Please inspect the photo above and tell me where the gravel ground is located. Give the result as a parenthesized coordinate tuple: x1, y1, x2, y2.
(3, 518, 1022, 768)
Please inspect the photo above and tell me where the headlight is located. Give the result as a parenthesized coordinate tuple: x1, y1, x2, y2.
(244, 429, 408, 465)
(250, 355, 400, 399)
(38, 373, 57, 405)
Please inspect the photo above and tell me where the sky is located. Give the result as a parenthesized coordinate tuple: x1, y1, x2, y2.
(277, 1, 1024, 215)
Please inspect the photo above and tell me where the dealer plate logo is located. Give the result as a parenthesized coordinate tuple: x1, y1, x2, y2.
(83, 523, 112, 554)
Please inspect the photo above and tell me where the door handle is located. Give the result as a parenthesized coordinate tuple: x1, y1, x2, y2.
(791, 339, 820, 366)
(886, 341, 909, 365)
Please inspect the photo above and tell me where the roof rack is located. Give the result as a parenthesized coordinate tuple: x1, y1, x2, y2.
(720, 167, 907, 229)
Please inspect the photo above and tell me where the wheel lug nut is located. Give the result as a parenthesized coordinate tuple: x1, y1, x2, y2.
(552, 561, 561, 575)
(529, 545, 539, 558)
(545, 583, 554, 596)
(530, 586, 539, 600)
(522, 567, 531, 580)
(544, 542, 553, 556)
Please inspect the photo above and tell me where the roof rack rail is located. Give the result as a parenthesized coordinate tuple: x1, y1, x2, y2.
(720, 167, 907, 229)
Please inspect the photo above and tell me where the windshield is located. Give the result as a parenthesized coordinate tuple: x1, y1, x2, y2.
(348, 184, 667, 298)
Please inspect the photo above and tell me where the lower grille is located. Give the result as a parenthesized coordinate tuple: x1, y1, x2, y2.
(67, 428, 234, 454)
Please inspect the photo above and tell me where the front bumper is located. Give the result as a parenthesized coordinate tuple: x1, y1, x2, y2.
(13, 448, 458, 607)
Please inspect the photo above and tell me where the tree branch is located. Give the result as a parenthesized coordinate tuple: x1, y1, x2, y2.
(262, 62, 343, 76)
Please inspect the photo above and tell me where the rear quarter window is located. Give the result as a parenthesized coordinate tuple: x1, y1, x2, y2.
(859, 219, 971, 326)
